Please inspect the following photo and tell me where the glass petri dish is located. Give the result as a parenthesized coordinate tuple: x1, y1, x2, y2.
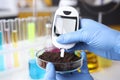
(36, 47, 83, 73)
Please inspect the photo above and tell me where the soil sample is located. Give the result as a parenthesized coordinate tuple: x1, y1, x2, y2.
(36, 49, 82, 72)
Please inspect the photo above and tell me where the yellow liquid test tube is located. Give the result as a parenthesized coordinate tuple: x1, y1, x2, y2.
(11, 20, 18, 48)
(12, 30, 18, 48)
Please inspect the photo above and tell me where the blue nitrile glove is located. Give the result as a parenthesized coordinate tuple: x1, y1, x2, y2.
(44, 51, 93, 80)
(57, 19, 120, 60)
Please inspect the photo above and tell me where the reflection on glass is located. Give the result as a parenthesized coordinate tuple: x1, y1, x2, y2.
(0, 54, 5, 71)
(86, 51, 99, 73)
(13, 52, 20, 67)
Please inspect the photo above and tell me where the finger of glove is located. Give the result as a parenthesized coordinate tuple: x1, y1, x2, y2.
(57, 30, 83, 44)
(44, 63, 56, 80)
(80, 51, 89, 73)
(66, 42, 88, 53)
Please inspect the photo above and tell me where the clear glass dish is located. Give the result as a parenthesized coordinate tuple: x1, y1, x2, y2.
(36, 47, 83, 73)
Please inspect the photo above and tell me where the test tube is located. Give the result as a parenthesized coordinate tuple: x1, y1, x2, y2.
(4, 20, 11, 44)
(18, 18, 22, 40)
(27, 17, 36, 42)
(44, 16, 50, 36)
(20, 18, 27, 40)
(19, 18, 27, 40)
(37, 17, 44, 36)
(11, 20, 18, 48)
(36, 17, 40, 37)
(45, 17, 51, 35)
(0, 21, 3, 50)
(23, 18, 27, 40)
(15, 18, 20, 41)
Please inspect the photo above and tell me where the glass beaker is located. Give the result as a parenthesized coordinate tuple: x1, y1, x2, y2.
(28, 48, 46, 80)
(97, 56, 112, 68)
(86, 51, 112, 73)
(29, 59, 46, 79)
(86, 51, 99, 73)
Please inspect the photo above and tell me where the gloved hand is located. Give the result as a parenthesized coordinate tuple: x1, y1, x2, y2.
(57, 19, 120, 60)
(44, 51, 93, 80)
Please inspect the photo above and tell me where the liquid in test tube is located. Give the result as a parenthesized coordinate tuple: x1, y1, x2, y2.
(0, 21, 3, 50)
(20, 18, 27, 40)
(11, 20, 18, 48)
(27, 18, 36, 42)
(12, 30, 18, 48)
(4, 20, 10, 44)
(15, 18, 21, 41)
(23, 19, 27, 40)
(37, 17, 43, 36)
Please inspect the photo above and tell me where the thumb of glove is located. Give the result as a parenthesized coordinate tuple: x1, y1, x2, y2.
(81, 51, 89, 73)
(44, 63, 56, 80)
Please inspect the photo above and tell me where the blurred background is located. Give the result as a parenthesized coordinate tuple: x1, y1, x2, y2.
(0, 0, 120, 80)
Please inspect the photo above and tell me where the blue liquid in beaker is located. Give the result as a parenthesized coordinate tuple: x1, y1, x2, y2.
(29, 59, 46, 79)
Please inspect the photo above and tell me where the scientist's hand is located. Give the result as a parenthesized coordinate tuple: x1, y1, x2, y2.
(44, 51, 93, 80)
(57, 19, 120, 60)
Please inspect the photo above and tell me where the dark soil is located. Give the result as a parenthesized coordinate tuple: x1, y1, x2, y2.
(39, 52, 80, 63)
(38, 51, 81, 72)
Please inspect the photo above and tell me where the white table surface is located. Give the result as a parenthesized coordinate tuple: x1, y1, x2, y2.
(0, 37, 120, 80)
(91, 61, 120, 80)
(0, 61, 120, 80)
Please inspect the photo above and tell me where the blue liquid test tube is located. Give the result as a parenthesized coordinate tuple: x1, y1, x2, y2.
(11, 20, 18, 48)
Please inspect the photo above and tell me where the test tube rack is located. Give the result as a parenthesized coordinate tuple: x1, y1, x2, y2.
(0, 16, 51, 76)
